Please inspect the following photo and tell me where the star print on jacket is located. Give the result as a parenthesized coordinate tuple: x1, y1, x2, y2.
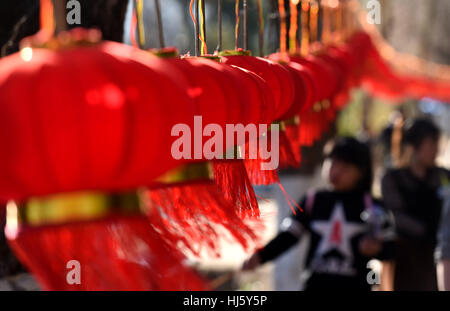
(311, 202, 366, 260)
(310, 201, 366, 276)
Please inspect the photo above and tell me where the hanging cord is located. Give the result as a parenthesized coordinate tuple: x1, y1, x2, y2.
(321, 0, 331, 44)
(300, 0, 310, 56)
(154, 0, 165, 48)
(40, 0, 55, 35)
(309, 0, 319, 42)
(333, 0, 343, 42)
(256, 0, 264, 56)
(130, 6, 138, 47)
(243, 0, 248, 51)
(199, 0, 207, 54)
(190, 0, 200, 55)
(235, 0, 240, 50)
(39, 0, 66, 36)
(133, 0, 146, 49)
(278, 0, 287, 55)
(289, 0, 299, 54)
(190, 0, 207, 55)
(217, 0, 223, 51)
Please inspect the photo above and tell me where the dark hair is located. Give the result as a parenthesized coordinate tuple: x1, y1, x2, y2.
(325, 137, 373, 192)
(403, 118, 440, 149)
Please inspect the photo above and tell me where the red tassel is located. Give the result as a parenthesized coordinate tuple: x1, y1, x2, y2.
(242, 126, 301, 186)
(7, 216, 208, 291)
(244, 157, 280, 186)
(242, 134, 280, 186)
(145, 180, 261, 258)
(212, 160, 260, 218)
(277, 182, 303, 215)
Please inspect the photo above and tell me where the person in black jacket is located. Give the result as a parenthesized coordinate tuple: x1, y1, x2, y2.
(382, 118, 450, 291)
(243, 137, 394, 291)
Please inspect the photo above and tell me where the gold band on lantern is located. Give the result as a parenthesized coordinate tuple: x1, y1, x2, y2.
(6, 190, 144, 229)
(6, 163, 215, 230)
(271, 120, 286, 132)
(272, 116, 300, 132)
(283, 115, 300, 127)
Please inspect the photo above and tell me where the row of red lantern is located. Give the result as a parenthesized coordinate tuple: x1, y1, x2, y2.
(0, 28, 369, 290)
(3, 29, 435, 204)
(1, 27, 448, 290)
(0, 29, 275, 290)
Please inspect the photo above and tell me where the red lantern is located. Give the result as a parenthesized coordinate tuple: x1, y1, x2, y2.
(0, 30, 208, 290)
(220, 53, 295, 121)
(139, 55, 271, 256)
(269, 53, 329, 146)
(220, 52, 297, 183)
(0, 41, 197, 202)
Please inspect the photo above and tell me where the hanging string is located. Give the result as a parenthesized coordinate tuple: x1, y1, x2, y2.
(134, 0, 146, 48)
(310, 0, 319, 42)
(199, 0, 208, 54)
(289, 0, 299, 54)
(278, 0, 287, 56)
(235, 0, 240, 50)
(154, 0, 165, 48)
(334, 0, 343, 42)
(243, 0, 248, 51)
(40, 0, 66, 35)
(190, 0, 200, 55)
(300, 0, 310, 56)
(256, 0, 264, 56)
(40, 0, 55, 35)
(321, 0, 331, 44)
(190, 0, 207, 55)
(217, 0, 223, 51)
(130, 7, 138, 47)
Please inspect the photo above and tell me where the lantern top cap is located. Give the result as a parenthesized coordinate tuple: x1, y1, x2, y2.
(218, 49, 252, 57)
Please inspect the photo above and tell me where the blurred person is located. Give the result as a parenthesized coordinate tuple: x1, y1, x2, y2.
(382, 118, 450, 291)
(243, 137, 395, 291)
(436, 174, 450, 291)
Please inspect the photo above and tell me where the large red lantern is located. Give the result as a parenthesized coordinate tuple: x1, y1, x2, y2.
(0, 30, 209, 290)
(0, 37, 197, 202)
